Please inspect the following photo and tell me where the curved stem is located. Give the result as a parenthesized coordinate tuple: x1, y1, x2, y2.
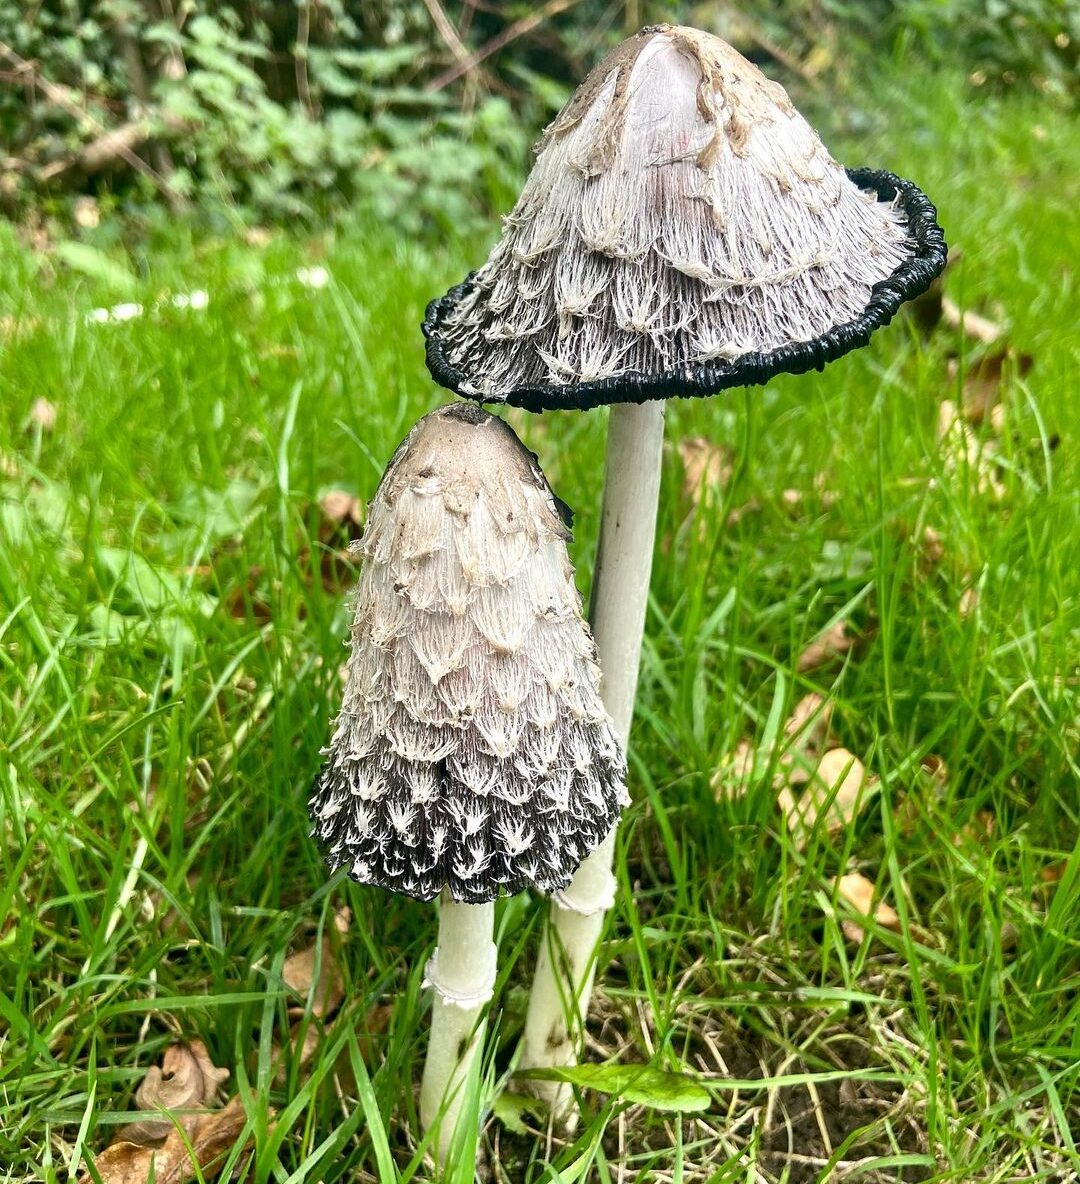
(520, 399, 666, 1116)
(420, 893, 497, 1164)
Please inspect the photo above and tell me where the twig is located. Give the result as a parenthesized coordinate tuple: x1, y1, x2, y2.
(422, 0, 472, 68)
(112, 6, 181, 199)
(295, 0, 315, 118)
(38, 119, 153, 180)
(426, 0, 582, 93)
(737, 18, 818, 86)
(0, 41, 185, 208)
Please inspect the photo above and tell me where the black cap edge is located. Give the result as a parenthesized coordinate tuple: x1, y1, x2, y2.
(422, 168, 948, 414)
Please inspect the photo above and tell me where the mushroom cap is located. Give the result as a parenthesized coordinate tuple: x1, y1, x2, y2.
(310, 403, 628, 903)
(423, 24, 947, 412)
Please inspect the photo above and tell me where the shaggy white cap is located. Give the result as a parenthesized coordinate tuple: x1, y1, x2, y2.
(427, 24, 939, 406)
(310, 404, 628, 902)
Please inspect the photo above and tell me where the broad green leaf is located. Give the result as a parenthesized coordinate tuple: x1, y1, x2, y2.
(517, 1064, 711, 1113)
(52, 241, 136, 295)
(491, 1091, 544, 1136)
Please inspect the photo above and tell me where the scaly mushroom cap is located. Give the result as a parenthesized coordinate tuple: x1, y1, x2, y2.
(424, 24, 946, 411)
(310, 403, 628, 903)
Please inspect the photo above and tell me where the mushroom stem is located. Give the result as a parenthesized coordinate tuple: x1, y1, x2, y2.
(520, 399, 665, 1114)
(420, 892, 497, 1163)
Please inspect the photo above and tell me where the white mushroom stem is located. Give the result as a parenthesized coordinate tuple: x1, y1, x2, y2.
(520, 399, 665, 1114)
(420, 894, 497, 1162)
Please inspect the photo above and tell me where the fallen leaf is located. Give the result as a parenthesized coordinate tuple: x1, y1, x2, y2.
(282, 917, 347, 1021)
(784, 692, 834, 751)
(948, 349, 1033, 427)
(275, 1019, 324, 1083)
(31, 397, 57, 431)
(120, 1041, 229, 1144)
(937, 400, 1005, 499)
(1, 313, 43, 340)
(276, 1000, 392, 1091)
(1040, 862, 1067, 884)
(318, 489, 364, 540)
(725, 496, 761, 527)
(678, 437, 733, 506)
(781, 748, 879, 849)
(223, 566, 272, 624)
(940, 296, 1003, 345)
(711, 738, 756, 801)
(920, 754, 949, 786)
(919, 525, 945, 566)
(713, 694, 834, 801)
(796, 620, 853, 673)
(812, 472, 841, 508)
(833, 872, 900, 941)
(81, 1096, 249, 1184)
(951, 809, 996, 847)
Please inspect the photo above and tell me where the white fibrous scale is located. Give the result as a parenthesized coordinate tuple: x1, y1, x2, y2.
(310, 403, 628, 903)
(436, 26, 913, 396)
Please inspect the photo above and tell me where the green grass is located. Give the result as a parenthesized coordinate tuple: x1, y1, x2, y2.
(1, 70, 1078, 1183)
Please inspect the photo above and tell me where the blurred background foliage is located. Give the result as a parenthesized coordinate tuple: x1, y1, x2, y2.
(0, 0, 1076, 233)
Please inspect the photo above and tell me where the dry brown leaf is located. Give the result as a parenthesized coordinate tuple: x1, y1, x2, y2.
(796, 620, 853, 673)
(781, 748, 879, 849)
(223, 566, 272, 624)
(784, 692, 834, 753)
(920, 754, 949, 787)
(283, 937, 345, 1021)
(812, 471, 840, 508)
(940, 296, 1003, 345)
(1040, 861, 1067, 884)
(948, 349, 1034, 427)
(833, 872, 900, 942)
(31, 397, 57, 431)
(937, 400, 1005, 499)
(952, 809, 996, 846)
(273, 998, 391, 1089)
(711, 739, 756, 801)
(725, 496, 761, 527)
(919, 525, 945, 566)
(678, 437, 733, 505)
(120, 1041, 229, 1145)
(958, 586, 979, 619)
(714, 694, 834, 801)
(274, 1019, 325, 1084)
(81, 1096, 249, 1184)
(0, 314, 42, 341)
(318, 489, 364, 535)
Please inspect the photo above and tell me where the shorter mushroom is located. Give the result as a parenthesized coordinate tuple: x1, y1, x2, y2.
(309, 403, 627, 1162)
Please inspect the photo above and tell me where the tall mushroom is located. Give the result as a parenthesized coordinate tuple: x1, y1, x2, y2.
(309, 402, 628, 1161)
(422, 24, 946, 1110)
